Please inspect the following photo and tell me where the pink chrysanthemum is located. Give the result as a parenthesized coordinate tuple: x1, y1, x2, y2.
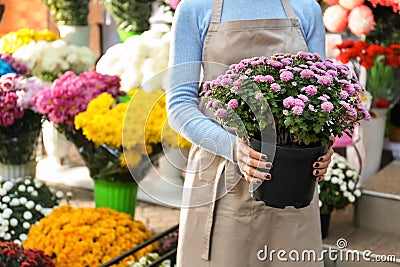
(215, 108, 227, 118)
(339, 0, 364, 9)
(227, 99, 239, 109)
(323, 4, 349, 33)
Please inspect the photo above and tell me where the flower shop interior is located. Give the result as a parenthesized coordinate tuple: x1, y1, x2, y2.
(0, 0, 399, 266)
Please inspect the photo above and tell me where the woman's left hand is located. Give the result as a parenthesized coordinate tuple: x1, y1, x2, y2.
(313, 136, 335, 182)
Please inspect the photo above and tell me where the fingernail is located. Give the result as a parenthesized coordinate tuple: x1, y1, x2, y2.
(314, 163, 320, 168)
(261, 155, 268, 161)
(256, 179, 262, 184)
(315, 170, 320, 175)
(265, 162, 273, 169)
(264, 173, 271, 180)
(318, 157, 324, 162)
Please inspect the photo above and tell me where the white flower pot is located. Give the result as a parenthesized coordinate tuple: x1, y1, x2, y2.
(347, 107, 388, 185)
(0, 161, 36, 181)
(42, 121, 73, 166)
(57, 24, 90, 46)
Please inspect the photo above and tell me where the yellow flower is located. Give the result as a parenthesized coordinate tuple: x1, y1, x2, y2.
(24, 206, 157, 267)
(0, 28, 59, 54)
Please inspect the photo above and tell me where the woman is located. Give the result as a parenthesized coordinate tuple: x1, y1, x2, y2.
(166, 0, 333, 266)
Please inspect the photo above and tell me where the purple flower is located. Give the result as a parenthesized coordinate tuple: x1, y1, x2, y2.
(206, 101, 213, 108)
(300, 69, 315, 78)
(203, 81, 211, 90)
(227, 99, 239, 109)
(230, 86, 238, 94)
(292, 106, 304, 115)
(293, 67, 302, 72)
(317, 75, 332, 86)
(303, 85, 317, 96)
(253, 75, 264, 83)
(308, 104, 315, 111)
(281, 58, 293, 65)
(283, 96, 295, 108)
(267, 60, 284, 68)
(344, 84, 356, 96)
(324, 60, 337, 71)
(270, 83, 281, 92)
(363, 109, 371, 121)
(245, 69, 253, 75)
(347, 108, 358, 118)
(298, 94, 309, 102)
(264, 75, 275, 83)
(280, 71, 294, 82)
(321, 101, 334, 112)
(212, 100, 220, 108)
(233, 79, 243, 87)
(204, 90, 212, 97)
(318, 96, 327, 102)
(291, 81, 297, 86)
(353, 84, 362, 93)
(339, 101, 350, 109)
(340, 90, 349, 99)
(215, 108, 227, 118)
(235, 63, 246, 72)
(294, 98, 305, 108)
(221, 77, 232, 87)
(283, 110, 289, 115)
(255, 92, 264, 100)
(327, 69, 338, 77)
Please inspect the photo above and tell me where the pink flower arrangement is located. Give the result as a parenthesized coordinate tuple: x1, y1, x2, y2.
(202, 52, 370, 147)
(0, 54, 30, 76)
(33, 71, 121, 129)
(0, 74, 49, 128)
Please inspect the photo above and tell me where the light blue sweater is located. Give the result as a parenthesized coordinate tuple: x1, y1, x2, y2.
(167, 0, 326, 163)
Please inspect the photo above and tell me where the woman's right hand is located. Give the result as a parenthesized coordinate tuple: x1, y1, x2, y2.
(234, 138, 273, 185)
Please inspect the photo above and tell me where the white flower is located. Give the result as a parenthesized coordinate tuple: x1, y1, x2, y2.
(0, 189, 7, 197)
(19, 197, 28, 205)
(25, 200, 35, 209)
(337, 163, 346, 169)
(348, 195, 356, 203)
(66, 191, 73, 198)
(0, 232, 4, 238)
(13, 240, 21, 246)
(18, 184, 26, 192)
(10, 218, 18, 227)
(2, 213, 10, 219)
(345, 170, 354, 177)
(347, 181, 355, 190)
(340, 184, 347, 191)
(27, 186, 34, 193)
(19, 233, 27, 241)
(35, 204, 43, 212)
(31, 190, 38, 197)
(23, 211, 33, 220)
(1, 219, 9, 226)
(0, 204, 6, 209)
(331, 177, 339, 184)
(24, 179, 31, 185)
(56, 191, 64, 199)
(2, 181, 13, 192)
(9, 198, 20, 206)
(4, 233, 11, 240)
(337, 177, 344, 185)
(23, 222, 30, 229)
(41, 208, 53, 216)
(354, 189, 362, 197)
(332, 169, 341, 176)
(3, 208, 12, 215)
(2, 196, 10, 203)
(343, 191, 351, 198)
(324, 174, 331, 181)
(34, 181, 43, 188)
(338, 173, 345, 179)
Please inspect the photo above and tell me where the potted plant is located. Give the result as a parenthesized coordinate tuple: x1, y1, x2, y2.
(319, 152, 361, 238)
(100, 0, 156, 42)
(0, 241, 55, 267)
(42, 0, 90, 46)
(203, 51, 370, 208)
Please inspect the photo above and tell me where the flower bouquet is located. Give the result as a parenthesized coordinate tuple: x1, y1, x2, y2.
(0, 28, 59, 55)
(319, 152, 361, 238)
(0, 73, 50, 179)
(0, 241, 55, 267)
(203, 51, 370, 208)
(0, 176, 68, 244)
(24, 205, 157, 267)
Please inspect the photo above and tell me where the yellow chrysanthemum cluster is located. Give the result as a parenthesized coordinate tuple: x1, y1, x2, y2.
(0, 28, 59, 54)
(23, 205, 157, 267)
(75, 89, 191, 169)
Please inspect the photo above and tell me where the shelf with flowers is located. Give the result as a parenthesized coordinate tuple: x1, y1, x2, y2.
(318, 153, 361, 238)
(1, 28, 97, 166)
(0, 58, 51, 180)
(0, 241, 55, 267)
(0, 175, 70, 245)
(23, 205, 157, 267)
(335, 40, 400, 183)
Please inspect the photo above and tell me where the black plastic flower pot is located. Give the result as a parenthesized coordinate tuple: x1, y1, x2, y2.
(320, 212, 332, 239)
(250, 139, 326, 209)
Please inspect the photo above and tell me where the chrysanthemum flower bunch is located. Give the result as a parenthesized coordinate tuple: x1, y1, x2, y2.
(318, 152, 361, 214)
(127, 252, 173, 267)
(96, 29, 171, 91)
(0, 241, 55, 267)
(12, 39, 96, 82)
(0, 54, 30, 76)
(0, 176, 68, 244)
(0, 28, 59, 55)
(24, 206, 156, 267)
(203, 51, 370, 147)
(34, 71, 121, 130)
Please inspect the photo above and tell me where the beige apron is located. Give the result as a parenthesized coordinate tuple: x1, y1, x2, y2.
(177, 0, 323, 266)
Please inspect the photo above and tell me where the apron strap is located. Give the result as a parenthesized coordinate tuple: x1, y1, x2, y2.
(210, 0, 224, 25)
(281, 0, 297, 19)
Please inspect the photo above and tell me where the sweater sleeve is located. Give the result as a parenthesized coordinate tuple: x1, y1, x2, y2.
(166, 0, 237, 162)
(302, 0, 326, 59)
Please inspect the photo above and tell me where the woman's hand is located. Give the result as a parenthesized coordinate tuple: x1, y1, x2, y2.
(313, 136, 335, 182)
(234, 138, 273, 185)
